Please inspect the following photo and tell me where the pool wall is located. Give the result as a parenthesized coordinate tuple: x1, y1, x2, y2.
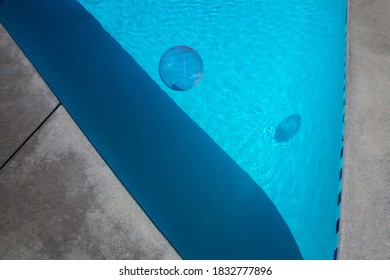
(334, 3, 348, 260)
(0, 0, 303, 259)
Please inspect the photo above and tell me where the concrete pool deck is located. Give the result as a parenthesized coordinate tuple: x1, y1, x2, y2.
(0, 0, 389, 259)
(0, 24, 180, 259)
(338, 0, 390, 259)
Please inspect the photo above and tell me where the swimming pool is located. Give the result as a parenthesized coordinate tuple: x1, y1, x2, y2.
(0, 0, 346, 259)
(76, 0, 346, 259)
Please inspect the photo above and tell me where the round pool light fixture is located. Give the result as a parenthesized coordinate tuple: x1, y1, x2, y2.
(159, 46, 203, 91)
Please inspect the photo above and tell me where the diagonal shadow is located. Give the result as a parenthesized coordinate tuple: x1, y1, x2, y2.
(0, 0, 303, 259)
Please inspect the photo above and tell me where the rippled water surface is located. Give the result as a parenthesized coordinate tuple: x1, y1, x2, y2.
(77, 0, 346, 259)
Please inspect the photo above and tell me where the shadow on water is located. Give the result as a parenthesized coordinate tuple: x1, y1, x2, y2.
(0, 0, 303, 259)
(275, 114, 302, 143)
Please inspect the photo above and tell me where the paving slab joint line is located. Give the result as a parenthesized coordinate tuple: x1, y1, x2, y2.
(0, 103, 62, 171)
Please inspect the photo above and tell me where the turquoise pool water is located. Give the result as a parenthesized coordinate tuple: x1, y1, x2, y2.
(77, 0, 346, 259)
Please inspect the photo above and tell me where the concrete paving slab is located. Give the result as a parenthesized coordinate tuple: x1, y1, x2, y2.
(0, 23, 59, 167)
(0, 106, 180, 259)
(339, 0, 390, 259)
